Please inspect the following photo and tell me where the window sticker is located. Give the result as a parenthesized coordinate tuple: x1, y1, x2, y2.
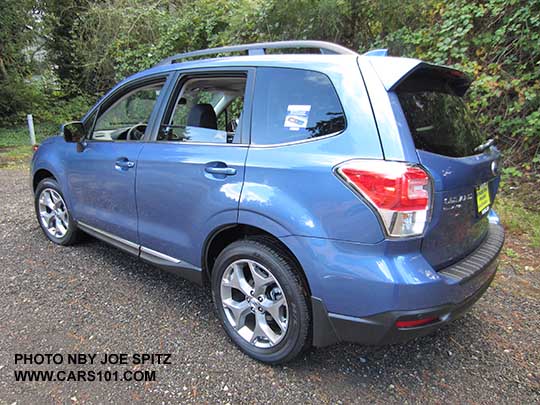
(284, 105, 311, 131)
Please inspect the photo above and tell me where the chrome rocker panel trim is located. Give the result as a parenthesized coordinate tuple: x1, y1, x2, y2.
(78, 221, 202, 284)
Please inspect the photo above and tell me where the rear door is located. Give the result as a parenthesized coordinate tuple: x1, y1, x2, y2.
(394, 67, 501, 268)
(135, 68, 254, 270)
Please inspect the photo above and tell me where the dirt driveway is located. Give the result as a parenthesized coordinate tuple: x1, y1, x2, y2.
(0, 169, 538, 404)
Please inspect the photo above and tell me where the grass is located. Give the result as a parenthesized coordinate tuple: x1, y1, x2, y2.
(495, 194, 540, 248)
(0, 123, 58, 168)
(0, 123, 58, 146)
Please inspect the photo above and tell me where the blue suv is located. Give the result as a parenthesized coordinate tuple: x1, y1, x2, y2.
(31, 41, 505, 363)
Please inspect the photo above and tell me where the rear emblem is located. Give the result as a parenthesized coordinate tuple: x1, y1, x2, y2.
(443, 193, 473, 211)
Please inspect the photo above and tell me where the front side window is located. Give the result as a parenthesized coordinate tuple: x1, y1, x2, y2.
(91, 82, 164, 141)
(251, 68, 345, 145)
(160, 76, 247, 143)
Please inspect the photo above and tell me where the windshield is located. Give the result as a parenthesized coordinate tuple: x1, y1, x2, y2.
(397, 90, 484, 158)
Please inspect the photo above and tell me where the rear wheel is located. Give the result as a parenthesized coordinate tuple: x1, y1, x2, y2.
(211, 238, 310, 364)
(34, 178, 81, 245)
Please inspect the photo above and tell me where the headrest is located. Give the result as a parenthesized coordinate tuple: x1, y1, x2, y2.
(187, 103, 217, 130)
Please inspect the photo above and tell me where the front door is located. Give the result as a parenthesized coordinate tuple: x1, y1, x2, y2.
(136, 69, 253, 270)
(66, 78, 168, 245)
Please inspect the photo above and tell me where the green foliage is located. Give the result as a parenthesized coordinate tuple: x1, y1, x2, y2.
(0, 79, 41, 125)
(0, 0, 538, 169)
(0, 123, 58, 147)
(0, 123, 60, 168)
(0, 0, 37, 78)
(43, 0, 90, 89)
(0, 0, 44, 126)
(380, 0, 540, 165)
(496, 195, 540, 248)
(502, 166, 523, 179)
(0, 76, 93, 127)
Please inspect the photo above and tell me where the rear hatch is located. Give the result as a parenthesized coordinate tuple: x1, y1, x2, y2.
(394, 65, 501, 269)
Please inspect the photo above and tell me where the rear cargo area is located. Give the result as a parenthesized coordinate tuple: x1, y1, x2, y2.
(394, 66, 501, 268)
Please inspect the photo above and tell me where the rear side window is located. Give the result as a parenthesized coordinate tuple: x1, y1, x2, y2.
(251, 68, 345, 145)
(397, 83, 484, 158)
(161, 76, 247, 144)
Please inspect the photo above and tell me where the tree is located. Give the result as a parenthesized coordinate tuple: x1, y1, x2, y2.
(42, 0, 89, 94)
(0, 0, 37, 80)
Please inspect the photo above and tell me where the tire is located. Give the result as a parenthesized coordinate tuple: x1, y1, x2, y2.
(34, 178, 81, 246)
(211, 238, 311, 364)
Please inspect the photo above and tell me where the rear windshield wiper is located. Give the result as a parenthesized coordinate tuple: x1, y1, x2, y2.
(474, 138, 494, 153)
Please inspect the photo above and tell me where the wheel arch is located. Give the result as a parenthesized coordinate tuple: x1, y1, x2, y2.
(33, 168, 57, 191)
(202, 223, 312, 296)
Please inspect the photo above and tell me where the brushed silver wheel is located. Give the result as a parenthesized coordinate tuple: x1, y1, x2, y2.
(38, 188, 69, 238)
(220, 259, 288, 348)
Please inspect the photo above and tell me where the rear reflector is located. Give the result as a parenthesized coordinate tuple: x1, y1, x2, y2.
(395, 316, 438, 328)
(336, 160, 432, 237)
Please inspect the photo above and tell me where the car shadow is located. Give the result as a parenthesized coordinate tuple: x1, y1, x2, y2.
(71, 235, 496, 394)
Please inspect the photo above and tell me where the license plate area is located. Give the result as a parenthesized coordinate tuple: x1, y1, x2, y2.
(476, 182, 491, 216)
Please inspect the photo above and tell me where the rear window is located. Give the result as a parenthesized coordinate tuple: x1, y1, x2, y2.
(397, 88, 484, 158)
(251, 68, 345, 145)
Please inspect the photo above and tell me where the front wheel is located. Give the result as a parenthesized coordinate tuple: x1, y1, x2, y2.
(211, 238, 311, 364)
(34, 178, 81, 245)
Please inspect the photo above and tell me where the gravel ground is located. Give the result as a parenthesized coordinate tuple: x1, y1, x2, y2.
(0, 169, 538, 404)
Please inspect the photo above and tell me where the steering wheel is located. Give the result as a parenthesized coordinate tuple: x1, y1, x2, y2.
(126, 123, 147, 141)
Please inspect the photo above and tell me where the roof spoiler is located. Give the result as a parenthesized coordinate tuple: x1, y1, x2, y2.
(363, 49, 389, 57)
(366, 57, 472, 96)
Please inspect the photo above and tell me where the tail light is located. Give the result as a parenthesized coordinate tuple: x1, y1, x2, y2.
(32, 144, 39, 152)
(336, 160, 432, 237)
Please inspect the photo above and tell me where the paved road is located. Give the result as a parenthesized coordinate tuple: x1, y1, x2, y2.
(0, 169, 538, 404)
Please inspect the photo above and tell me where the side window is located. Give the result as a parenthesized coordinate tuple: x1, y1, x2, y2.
(251, 68, 345, 145)
(91, 82, 164, 141)
(160, 76, 247, 144)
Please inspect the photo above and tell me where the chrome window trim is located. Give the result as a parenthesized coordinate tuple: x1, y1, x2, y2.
(249, 129, 344, 148)
(147, 129, 343, 148)
(150, 140, 249, 147)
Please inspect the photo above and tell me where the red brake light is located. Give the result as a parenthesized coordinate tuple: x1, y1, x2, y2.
(336, 160, 432, 237)
(395, 316, 438, 328)
(340, 165, 429, 211)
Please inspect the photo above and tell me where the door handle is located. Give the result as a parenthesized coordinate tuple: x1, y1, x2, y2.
(205, 167, 237, 176)
(115, 158, 135, 170)
(204, 167, 236, 176)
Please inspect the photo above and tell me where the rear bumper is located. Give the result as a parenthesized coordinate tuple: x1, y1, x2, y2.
(309, 223, 504, 347)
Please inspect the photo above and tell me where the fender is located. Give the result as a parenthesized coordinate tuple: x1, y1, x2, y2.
(237, 209, 292, 238)
(32, 139, 76, 219)
(238, 176, 385, 243)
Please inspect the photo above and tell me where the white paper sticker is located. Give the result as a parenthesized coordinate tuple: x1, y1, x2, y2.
(284, 105, 311, 131)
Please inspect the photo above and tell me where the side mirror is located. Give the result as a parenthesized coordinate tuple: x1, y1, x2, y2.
(61, 121, 85, 143)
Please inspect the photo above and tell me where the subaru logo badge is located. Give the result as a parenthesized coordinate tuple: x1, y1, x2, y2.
(491, 160, 499, 176)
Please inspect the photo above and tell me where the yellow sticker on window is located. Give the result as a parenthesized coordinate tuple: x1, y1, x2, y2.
(476, 183, 491, 215)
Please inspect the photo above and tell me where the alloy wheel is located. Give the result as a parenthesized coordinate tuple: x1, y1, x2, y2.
(38, 188, 69, 238)
(220, 259, 288, 348)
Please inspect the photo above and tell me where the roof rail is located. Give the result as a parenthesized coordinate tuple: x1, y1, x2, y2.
(154, 40, 357, 67)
